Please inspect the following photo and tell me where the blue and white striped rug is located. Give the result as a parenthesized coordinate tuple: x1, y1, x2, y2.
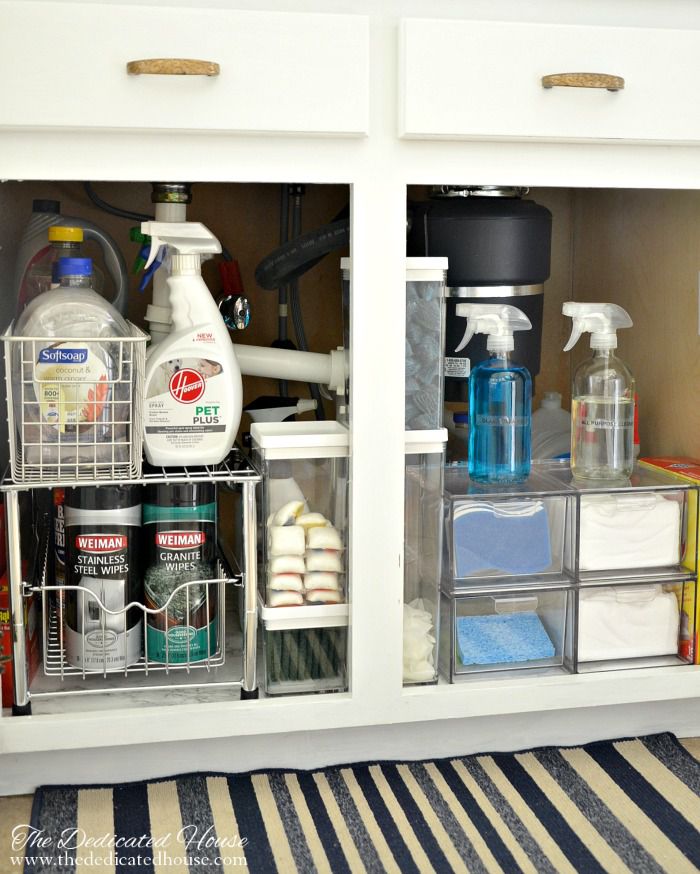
(23, 733, 700, 873)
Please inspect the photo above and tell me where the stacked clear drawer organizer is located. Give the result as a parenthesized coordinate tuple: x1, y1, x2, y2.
(252, 421, 349, 696)
(404, 429, 447, 685)
(548, 464, 698, 675)
(439, 464, 698, 681)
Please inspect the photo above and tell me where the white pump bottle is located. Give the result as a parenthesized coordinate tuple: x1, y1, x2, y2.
(141, 221, 242, 466)
(562, 302, 634, 481)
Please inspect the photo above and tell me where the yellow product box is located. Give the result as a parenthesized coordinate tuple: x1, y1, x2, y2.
(639, 457, 700, 664)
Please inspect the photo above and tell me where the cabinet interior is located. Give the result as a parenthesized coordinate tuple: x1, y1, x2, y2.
(0, 180, 350, 443)
(2, 179, 699, 709)
(408, 184, 700, 460)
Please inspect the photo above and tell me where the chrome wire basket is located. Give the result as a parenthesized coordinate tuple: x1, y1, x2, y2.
(41, 560, 240, 680)
(4, 323, 147, 484)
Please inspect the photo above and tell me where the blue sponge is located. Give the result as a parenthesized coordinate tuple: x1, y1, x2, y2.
(456, 612, 556, 666)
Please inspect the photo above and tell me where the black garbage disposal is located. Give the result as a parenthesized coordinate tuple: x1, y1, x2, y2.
(407, 186, 552, 402)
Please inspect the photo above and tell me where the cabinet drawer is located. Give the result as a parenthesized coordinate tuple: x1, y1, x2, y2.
(400, 18, 700, 144)
(0, 2, 369, 136)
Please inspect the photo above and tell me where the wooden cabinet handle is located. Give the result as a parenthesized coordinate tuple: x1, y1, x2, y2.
(542, 73, 624, 92)
(127, 58, 220, 77)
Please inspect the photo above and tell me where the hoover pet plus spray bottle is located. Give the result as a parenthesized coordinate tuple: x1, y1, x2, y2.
(562, 302, 634, 481)
(455, 303, 532, 484)
(141, 221, 242, 466)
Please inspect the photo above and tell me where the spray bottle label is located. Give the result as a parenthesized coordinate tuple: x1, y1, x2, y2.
(145, 357, 226, 452)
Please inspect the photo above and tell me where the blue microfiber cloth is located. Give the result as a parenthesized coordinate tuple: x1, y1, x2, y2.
(453, 500, 552, 577)
(456, 611, 556, 666)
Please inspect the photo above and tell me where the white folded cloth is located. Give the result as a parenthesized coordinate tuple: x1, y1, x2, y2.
(270, 554, 306, 575)
(267, 589, 304, 607)
(578, 584, 680, 661)
(297, 512, 329, 530)
(272, 500, 304, 526)
(304, 571, 340, 591)
(268, 573, 303, 592)
(578, 493, 681, 571)
(403, 599, 436, 682)
(308, 526, 343, 550)
(305, 589, 344, 604)
(269, 525, 306, 556)
(306, 550, 344, 573)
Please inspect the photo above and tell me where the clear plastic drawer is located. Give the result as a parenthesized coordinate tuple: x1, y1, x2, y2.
(251, 422, 349, 612)
(440, 586, 574, 680)
(545, 464, 698, 582)
(262, 623, 348, 696)
(404, 430, 446, 685)
(576, 579, 696, 673)
(443, 468, 574, 589)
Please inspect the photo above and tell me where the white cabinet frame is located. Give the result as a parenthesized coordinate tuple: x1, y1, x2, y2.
(2, 2, 700, 791)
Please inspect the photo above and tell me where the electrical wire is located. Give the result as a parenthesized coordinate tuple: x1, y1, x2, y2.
(85, 181, 233, 264)
(278, 184, 290, 397)
(84, 182, 154, 222)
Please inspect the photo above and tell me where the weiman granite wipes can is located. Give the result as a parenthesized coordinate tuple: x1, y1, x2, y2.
(143, 481, 217, 663)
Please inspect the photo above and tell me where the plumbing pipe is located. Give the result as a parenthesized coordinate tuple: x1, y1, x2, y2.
(146, 198, 188, 344)
(235, 344, 346, 395)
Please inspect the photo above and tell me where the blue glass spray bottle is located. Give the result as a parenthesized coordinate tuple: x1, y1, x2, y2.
(455, 304, 533, 484)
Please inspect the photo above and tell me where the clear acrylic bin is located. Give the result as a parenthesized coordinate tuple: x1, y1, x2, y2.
(443, 468, 575, 590)
(545, 464, 698, 582)
(576, 579, 696, 672)
(404, 429, 446, 686)
(341, 257, 448, 431)
(251, 421, 349, 695)
(251, 421, 349, 611)
(440, 585, 574, 680)
(263, 625, 348, 696)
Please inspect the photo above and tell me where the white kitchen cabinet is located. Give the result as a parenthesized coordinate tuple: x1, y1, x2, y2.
(2, 0, 700, 794)
(400, 18, 700, 145)
(0, 2, 369, 137)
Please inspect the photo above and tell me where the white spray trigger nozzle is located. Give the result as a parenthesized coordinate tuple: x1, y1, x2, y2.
(141, 221, 221, 270)
(562, 302, 632, 351)
(455, 303, 532, 354)
(455, 321, 476, 353)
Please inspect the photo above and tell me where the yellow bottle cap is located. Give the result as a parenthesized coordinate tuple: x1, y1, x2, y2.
(48, 226, 83, 242)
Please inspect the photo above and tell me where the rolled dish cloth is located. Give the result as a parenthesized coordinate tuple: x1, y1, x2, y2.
(403, 599, 436, 682)
(452, 500, 552, 577)
(578, 493, 681, 571)
(456, 612, 555, 666)
(577, 584, 680, 661)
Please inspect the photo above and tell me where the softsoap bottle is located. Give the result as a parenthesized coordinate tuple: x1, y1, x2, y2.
(562, 302, 634, 481)
(455, 303, 533, 484)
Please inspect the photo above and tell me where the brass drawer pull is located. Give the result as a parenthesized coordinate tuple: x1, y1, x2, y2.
(542, 73, 624, 92)
(127, 58, 220, 77)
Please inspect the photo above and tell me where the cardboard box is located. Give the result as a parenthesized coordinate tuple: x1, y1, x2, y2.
(0, 568, 39, 709)
(639, 457, 700, 663)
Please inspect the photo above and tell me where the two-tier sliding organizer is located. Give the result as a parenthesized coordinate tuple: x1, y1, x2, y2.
(3, 453, 261, 714)
(2, 328, 261, 714)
